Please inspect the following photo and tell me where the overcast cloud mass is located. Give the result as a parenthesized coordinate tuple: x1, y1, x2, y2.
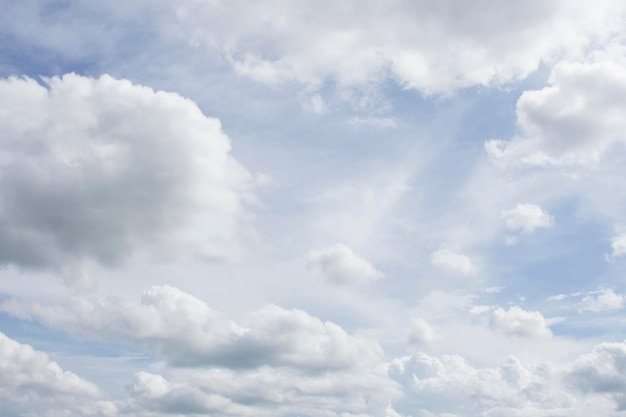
(1, 1, 626, 416)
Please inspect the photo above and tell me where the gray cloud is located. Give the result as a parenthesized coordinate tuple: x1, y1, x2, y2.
(1, 285, 383, 371)
(0, 74, 253, 273)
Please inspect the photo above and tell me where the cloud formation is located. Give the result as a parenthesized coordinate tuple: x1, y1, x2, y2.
(0, 73, 253, 273)
(1, 285, 383, 370)
(502, 204, 554, 233)
(486, 46, 626, 166)
(579, 289, 625, 313)
(490, 306, 553, 339)
(308, 243, 383, 284)
(430, 248, 475, 275)
(0, 331, 115, 417)
(177, 0, 626, 95)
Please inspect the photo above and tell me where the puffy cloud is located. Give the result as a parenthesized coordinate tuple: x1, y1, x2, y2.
(176, 0, 626, 95)
(389, 352, 571, 417)
(490, 306, 553, 339)
(579, 289, 625, 313)
(308, 243, 383, 285)
(125, 364, 398, 417)
(567, 341, 626, 409)
(0, 285, 382, 370)
(430, 248, 475, 275)
(501, 204, 554, 233)
(0, 331, 115, 417)
(0, 73, 253, 273)
(486, 47, 626, 166)
(126, 371, 252, 416)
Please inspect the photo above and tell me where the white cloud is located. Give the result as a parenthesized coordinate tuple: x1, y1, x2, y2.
(0, 73, 253, 274)
(579, 289, 625, 313)
(0, 331, 115, 417)
(486, 46, 626, 166)
(0, 285, 383, 370)
(490, 306, 553, 339)
(125, 364, 399, 417)
(177, 0, 626, 96)
(350, 116, 397, 128)
(407, 318, 442, 346)
(501, 204, 554, 233)
(610, 233, 626, 258)
(430, 248, 475, 275)
(308, 243, 383, 285)
(567, 341, 626, 409)
(389, 352, 571, 417)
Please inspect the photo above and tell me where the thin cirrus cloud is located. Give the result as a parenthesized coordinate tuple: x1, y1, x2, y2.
(0, 73, 254, 272)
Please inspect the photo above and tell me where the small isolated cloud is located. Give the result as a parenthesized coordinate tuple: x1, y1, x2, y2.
(490, 306, 553, 339)
(610, 233, 626, 258)
(579, 289, 625, 313)
(430, 248, 475, 275)
(407, 318, 442, 346)
(308, 243, 383, 285)
(502, 204, 554, 233)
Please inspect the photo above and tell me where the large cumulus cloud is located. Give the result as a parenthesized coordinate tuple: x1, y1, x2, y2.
(0, 73, 253, 272)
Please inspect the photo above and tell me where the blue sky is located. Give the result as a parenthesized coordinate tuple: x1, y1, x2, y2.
(1, 1, 626, 416)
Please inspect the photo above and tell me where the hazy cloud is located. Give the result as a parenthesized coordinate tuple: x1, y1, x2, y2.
(501, 204, 554, 233)
(430, 248, 476, 275)
(490, 306, 553, 339)
(308, 243, 383, 284)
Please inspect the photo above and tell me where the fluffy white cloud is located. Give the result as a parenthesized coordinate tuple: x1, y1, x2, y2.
(486, 46, 626, 166)
(490, 306, 553, 339)
(176, 0, 626, 95)
(430, 248, 475, 275)
(308, 243, 383, 284)
(0, 285, 382, 371)
(579, 289, 625, 313)
(501, 204, 554, 233)
(389, 352, 571, 417)
(0, 331, 115, 417)
(0, 73, 253, 274)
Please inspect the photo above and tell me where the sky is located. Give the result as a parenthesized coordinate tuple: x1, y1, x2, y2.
(1, 1, 626, 416)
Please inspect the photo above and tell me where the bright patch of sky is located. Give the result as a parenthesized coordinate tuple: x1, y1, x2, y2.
(1, 1, 626, 416)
